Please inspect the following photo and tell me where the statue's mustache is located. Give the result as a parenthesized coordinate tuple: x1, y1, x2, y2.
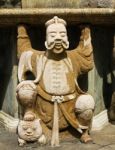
(47, 40, 69, 50)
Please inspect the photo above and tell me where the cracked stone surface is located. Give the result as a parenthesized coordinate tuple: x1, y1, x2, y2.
(0, 123, 115, 150)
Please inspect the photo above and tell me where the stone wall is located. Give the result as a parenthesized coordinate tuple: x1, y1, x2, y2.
(0, 0, 21, 8)
(0, 0, 114, 8)
(79, 0, 114, 8)
(21, 0, 115, 8)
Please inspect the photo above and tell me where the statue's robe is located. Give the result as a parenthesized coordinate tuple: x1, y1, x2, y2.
(17, 25, 93, 131)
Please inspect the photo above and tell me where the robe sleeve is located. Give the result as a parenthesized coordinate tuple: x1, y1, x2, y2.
(69, 26, 94, 75)
(17, 25, 42, 82)
(17, 25, 33, 57)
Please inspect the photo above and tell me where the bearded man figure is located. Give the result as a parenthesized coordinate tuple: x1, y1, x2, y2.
(16, 16, 95, 147)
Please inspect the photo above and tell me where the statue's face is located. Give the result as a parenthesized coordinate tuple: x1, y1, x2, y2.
(45, 23, 69, 54)
(18, 119, 42, 141)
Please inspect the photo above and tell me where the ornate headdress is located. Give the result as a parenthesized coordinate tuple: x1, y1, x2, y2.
(45, 16, 67, 27)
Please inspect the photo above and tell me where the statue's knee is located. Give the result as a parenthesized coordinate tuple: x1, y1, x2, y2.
(16, 81, 37, 107)
(78, 109, 93, 120)
(75, 94, 95, 120)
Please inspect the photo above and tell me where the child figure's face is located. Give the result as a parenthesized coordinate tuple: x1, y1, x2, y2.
(18, 119, 42, 142)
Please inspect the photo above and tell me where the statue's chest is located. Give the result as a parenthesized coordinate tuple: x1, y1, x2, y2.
(42, 60, 74, 95)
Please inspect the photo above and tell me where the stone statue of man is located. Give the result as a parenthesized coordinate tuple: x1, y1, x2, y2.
(16, 16, 95, 146)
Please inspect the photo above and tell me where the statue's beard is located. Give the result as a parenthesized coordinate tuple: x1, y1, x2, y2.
(45, 40, 69, 54)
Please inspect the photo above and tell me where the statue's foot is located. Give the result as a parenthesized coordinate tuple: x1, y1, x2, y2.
(24, 111, 36, 121)
(38, 134, 47, 145)
(80, 133, 93, 143)
(18, 138, 26, 146)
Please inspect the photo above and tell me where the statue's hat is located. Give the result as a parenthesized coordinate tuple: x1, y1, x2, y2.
(45, 16, 67, 27)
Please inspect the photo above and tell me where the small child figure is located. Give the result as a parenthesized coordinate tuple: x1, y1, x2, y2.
(17, 119, 46, 146)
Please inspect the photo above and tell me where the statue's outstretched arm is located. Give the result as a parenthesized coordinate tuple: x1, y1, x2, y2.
(72, 26, 94, 74)
(17, 25, 43, 82)
(17, 25, 33, 58)
(77, 26, 93, 57)
(17, 25, 34, 82)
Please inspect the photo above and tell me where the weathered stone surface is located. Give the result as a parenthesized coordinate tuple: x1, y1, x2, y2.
(22, 0, 80, 8)
(0, 0, 115, 9)
(79, 0, 96, 8)
(97, 0, 114, 8)
(0, 8, 115, 26)
(80, 0, 114, 8)
(0, 111, 19, 132)
(0, 0, 21, 8)
(22, 0, 115, 9)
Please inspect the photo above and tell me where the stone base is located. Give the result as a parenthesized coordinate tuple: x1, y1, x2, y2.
(92, 109, 109, 131)
(0, 110, 19, 132)
(0, 110, 108, 132)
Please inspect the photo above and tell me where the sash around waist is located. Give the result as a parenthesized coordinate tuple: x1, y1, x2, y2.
(37, 85, 77, 102)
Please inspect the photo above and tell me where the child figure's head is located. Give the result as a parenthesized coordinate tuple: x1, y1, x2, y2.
(18, 119, 42, 142)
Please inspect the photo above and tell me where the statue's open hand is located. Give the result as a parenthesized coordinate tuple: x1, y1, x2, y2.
(38, 134, 47, 145)
(80, 27, 91, 47)
(17, 80, 36, 90)
(18, 138, 26, 147)
(16, 80, 37, 106)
